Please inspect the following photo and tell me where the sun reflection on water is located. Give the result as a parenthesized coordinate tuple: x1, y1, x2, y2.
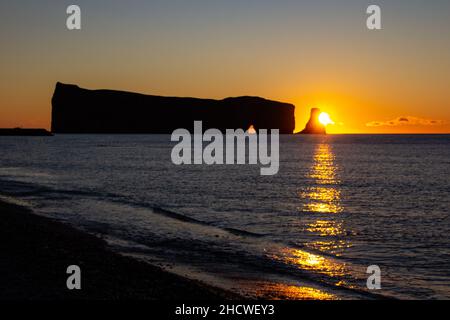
(300, 143, 343, 214)
(306, 220, 344, 236)
(255, 282, 337, 300)
(299, 143, 352, 256)
(309, 144, 339, 184)
(273, 248, 347, 278)
(266, 142, 354, 299)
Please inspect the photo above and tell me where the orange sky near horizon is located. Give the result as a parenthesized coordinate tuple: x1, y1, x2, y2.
(1, 1, 449, 134)
(1, 81, 449, 134)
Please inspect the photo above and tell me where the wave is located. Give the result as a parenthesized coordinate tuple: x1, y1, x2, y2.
(0, 177, 391, 299)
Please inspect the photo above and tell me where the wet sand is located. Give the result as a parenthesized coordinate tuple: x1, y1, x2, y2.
(0, 200, 238, 300)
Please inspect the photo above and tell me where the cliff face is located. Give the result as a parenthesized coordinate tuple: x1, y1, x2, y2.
(298, 108, 326, 134)
(51, 83, 295, 134)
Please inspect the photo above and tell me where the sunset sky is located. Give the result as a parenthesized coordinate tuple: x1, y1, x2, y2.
(1, 0, 449, 133)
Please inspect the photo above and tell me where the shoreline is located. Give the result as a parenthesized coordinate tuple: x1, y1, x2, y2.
(0, 199, 239, 300)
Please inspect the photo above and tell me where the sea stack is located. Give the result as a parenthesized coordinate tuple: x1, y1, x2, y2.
(299, 108, 326, 134)
(51, 82, 295, 134)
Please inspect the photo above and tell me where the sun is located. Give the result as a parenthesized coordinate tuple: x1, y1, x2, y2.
(318, 112, 334, 126)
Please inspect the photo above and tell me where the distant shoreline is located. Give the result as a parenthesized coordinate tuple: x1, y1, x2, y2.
(0, 199, 238, 300)
(2, 132, 448, 136)
(1, 129, 448, 136)
(0, 128, 52, 136)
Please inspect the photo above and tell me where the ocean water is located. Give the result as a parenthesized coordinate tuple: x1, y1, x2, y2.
(0, 134, 449, 299)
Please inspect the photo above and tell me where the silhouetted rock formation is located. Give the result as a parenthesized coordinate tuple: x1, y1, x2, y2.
(0, 128, 53, 136)
(298, 108, 326, 134)
(51, 83, 295, 134)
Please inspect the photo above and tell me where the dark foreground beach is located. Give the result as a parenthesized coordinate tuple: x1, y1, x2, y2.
(0, 200, 237, 300)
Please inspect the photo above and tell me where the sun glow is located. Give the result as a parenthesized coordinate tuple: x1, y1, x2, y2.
(318, 112, 334, 126)
(247, 125, 257, 134)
